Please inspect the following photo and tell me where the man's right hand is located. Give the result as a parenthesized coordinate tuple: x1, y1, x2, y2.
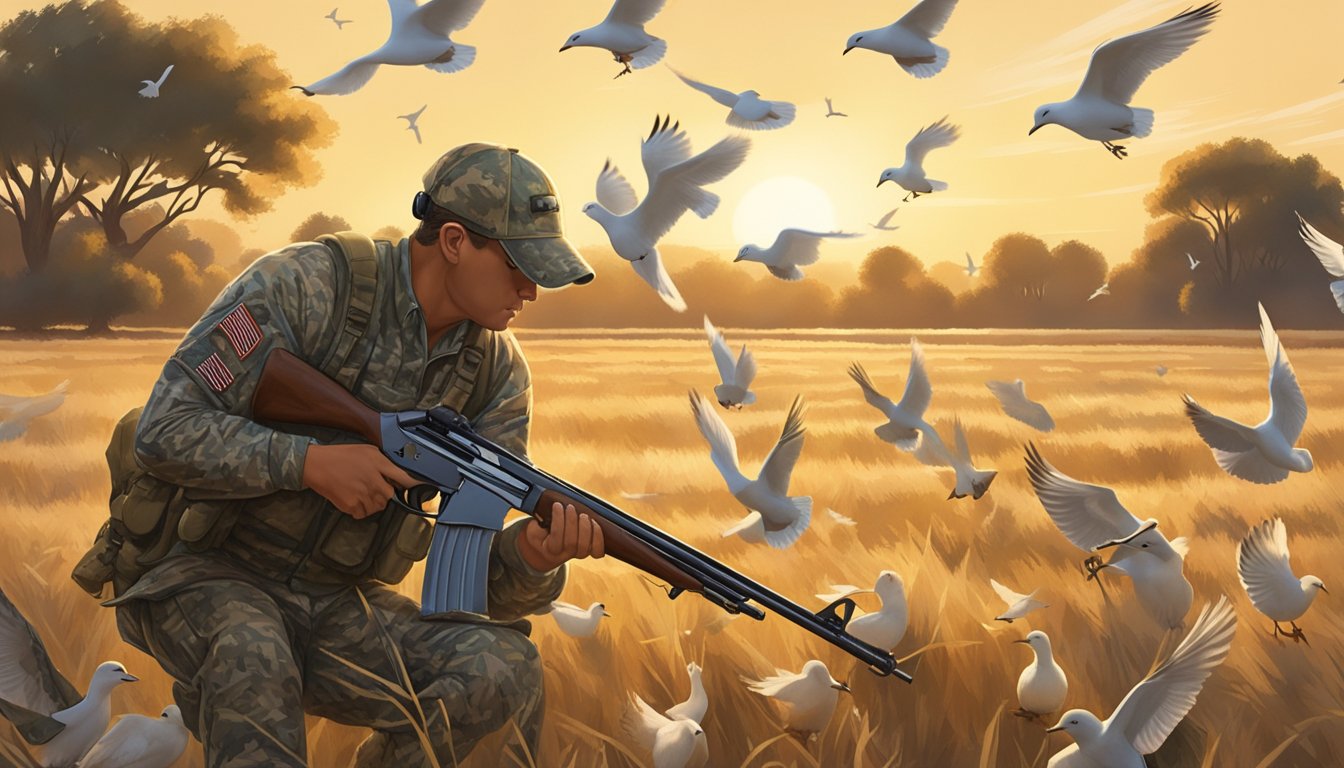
(301, 443, 420, 519)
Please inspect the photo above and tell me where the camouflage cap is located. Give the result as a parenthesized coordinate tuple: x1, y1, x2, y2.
(421, 143, 594, 289)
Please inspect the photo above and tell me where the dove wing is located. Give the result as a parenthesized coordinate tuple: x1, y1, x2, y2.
(903, 117, 960, 168)
(1107, 597, 1236, 755)
(0, 589, 81, 718)
(897, 339, 933, 419)
(895, 0, 960, 39)
(1259, 303, 1307, 444)
(990, 578, 1029, 606)
(987, 380, 1053, 431)
(734, 345, 757, 390)
(1181, 394, 1255, 452)
(965, 252, 976, 271)
(1024, 444, 1144, 551)
(606, 0, 668, 26)
(302, 55, 382, 95)
(704, 316, 737, 385)
(633, 134, 750, 244)
(1237, 519, 1300, 618)
(415, 0, 488, 33)
(1296, 212, 1344, 278)
(640, 116, 694, 181)
(913, 422, 954, 467)
(621, 693, 669, 750)
(79, 715, 156, 767)
(596, 161, 640, 216)
(773, 229, 860, 268)
(758, 396, 806, 495)
(156, 64, 174, 87)
(952, 417, 972, 463)
(847, 362, 897, 416)
(690, 391, 742, 481)
(671, 70, 740, 109)
(1076, 3, 1219, 105)
(744, 669, 806, 700)
(630, 251, 686, 312)
(875, 207, 899, 228)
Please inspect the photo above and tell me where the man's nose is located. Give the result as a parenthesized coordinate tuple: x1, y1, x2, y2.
(517, 276, 538, 301)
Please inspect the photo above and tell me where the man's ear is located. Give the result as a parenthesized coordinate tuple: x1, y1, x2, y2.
(437, 222, 468, 264)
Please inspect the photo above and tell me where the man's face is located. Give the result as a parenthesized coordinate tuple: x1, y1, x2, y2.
(449, 231, 538, 332)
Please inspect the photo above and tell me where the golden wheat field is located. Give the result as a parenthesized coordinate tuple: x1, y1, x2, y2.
(2, 328, 1343, 768)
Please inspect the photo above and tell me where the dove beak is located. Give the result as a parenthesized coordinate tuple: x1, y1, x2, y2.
(559, 44, 572, 52)
(831, 681, 851, 693)
(1321, 586, 1330, 595)
(1012, 639, 1031, 645)
(1096, 519, 1158, 550)
(733, 255, 743, 262)
(121, 674, 139, 683)
(843, 46, 854, 55)
(1028, 124, 1042, 136)
(947, 489, 958, 500)
(876, 179, 887, 188)
(602, 610, 612, 618)
(1045, 725, 1065, 733)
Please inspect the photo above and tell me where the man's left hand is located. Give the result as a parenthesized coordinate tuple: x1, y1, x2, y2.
(516, 502, 606, 572)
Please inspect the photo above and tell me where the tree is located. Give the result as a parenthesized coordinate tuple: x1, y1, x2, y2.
(0, 1, 336, 269)
(834, 246, 954, 328)
(291, 213, 353, 243)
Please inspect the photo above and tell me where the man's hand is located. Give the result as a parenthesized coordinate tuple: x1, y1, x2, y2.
(516, 502, 606, 572)
(301, 443, 420, 519)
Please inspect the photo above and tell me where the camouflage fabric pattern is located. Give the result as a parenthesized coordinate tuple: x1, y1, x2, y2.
(421, 143, 594, 289)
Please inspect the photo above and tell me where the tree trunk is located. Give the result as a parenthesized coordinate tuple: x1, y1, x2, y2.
(83, 314, 112, 335)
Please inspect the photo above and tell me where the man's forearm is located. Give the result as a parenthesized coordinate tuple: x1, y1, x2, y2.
(486, 521, 567, 621)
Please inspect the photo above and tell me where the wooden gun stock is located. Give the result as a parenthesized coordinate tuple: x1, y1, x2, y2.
(252, 348, 380, 443)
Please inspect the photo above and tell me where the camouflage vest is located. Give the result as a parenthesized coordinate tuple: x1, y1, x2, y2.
(72, 233, 499, 597)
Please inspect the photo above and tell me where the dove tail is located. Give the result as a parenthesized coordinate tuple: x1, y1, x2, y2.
(1129, 108, 1154, 138)
(763, 497, 812, 549)
(898, 44, 949, 79)
(926, 178, 949, 192)
(1329, 280, 1344, 313)
(630, 37, 667, 69)
(425, 43, 476, 74)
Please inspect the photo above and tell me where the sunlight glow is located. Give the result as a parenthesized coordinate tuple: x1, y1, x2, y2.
(732, 176, 836, 248)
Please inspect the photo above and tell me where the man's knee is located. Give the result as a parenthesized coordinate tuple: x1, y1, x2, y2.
(449, 625, 544, 723)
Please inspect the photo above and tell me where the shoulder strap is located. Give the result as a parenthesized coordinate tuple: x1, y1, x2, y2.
(315, 231, 380, 388)
(442, 324, 498, 419)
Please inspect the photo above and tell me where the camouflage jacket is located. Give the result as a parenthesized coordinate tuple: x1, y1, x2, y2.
(131, 237, 564, 620)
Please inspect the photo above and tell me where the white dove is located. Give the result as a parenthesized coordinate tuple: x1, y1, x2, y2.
(397, 104, 427, 144)
(816, 571, 908, 651)
(76, 705, 189, 768)
(965, 252, 979, 277)
(137, 64, 172, 98)
(1237, 518, 1327, 644)
(670, 69, 795, 131)
(843, 0, 960, 79)
(1295, 211, 1344, 314)
(742, 660, 849, 740)
(824, 97, 847, 118)
(293, 0, 486, 96)
(849, 338, 934, 452)
(1186, 252, 1200, 271)
(914, 416, 998, 500)
(1029, 3, 1220, 159)
(664, 662, 708, 724)
(1025, 444, 1192, 631)
(1014, 631, 1067, 720)
(1155, 365, 1168, 377)
(584, 116, 751, 312)
(986, 379, 1054, 432)
(325, 7, 353, 29)
(543, 601, 610, 638)
(622, 693, 708, 768)
(703, 316, 756, 409)
(1183, 303, 1313, 484)
(992, 579, 1047, 623)
(1045, 597, 1236, 768)
(0, 380, 68, 442)
(826, 509, 857, 527)
(690, 391, 811, 548)
(1088, 282, 1110, 301)
(877, 116, 960, 201)
(0, 590, 139, 767)
(734, 229, 860, 281)
(870, 207, 900, 231)
(560, 0, 668, 78)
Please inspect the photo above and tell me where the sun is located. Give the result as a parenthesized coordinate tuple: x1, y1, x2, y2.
(732, 176, 837, 248)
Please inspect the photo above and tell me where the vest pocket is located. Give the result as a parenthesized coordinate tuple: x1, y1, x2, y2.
(371, 514, 434, 584)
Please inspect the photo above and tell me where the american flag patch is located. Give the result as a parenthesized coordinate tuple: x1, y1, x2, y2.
(218, 303, 262, 359)
(196, 353, 235, 393)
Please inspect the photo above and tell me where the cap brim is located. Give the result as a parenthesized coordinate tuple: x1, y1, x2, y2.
(500, 236, 595, 289)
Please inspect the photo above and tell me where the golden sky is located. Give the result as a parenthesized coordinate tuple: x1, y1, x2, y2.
(4, 0, 1343, 274)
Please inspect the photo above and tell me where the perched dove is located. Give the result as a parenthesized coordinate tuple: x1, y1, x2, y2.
(986, 379, 1054, 432)
(690, 391, 812, 548)
(742, 660, 849, 739)
(914, 416, 998, 499)
(664, 662, 708, 724)
(397, 104, 427, 144)
(560, 0, 668, 78)
(293, 0, 486, 96)
(543, 601, 610, 638)
(703, 316, 756, 408)
(1029, 3, 1220, 159)
(1237, 518, 1327, 644)
(137, 64, 172, 98)
(1294, 211, 1344, 314)
(670, 69, 795, 131)
(622, 693, 708, 768)
(1014, 631, 1067, 720)
(325, 7, 353, 29)
(734, 229, 860, 281)
(1045, 597, 1236, 768)
(0, 589, 139, 767)
(1186, 252, 1200, 271)
(965, 252, 979, 277)
(0, 380, 68, 442)
(824, 97, 847, 118)
(1088, 282, 1110, 301)
(584, 116, 751, 312)
(992, 579, 1047, 623)
(76, 705, 189, 768)
(870, 207, 900, 231)
(849, 339, 934, 452)
(1025, 444, 1192, 630)
(1155, 365, 1168, 377)
(816, 571, 908, 651)
(843, 0, 961, 79)
(877, 116, 960, 201)
(1182, 303, 1313, 484)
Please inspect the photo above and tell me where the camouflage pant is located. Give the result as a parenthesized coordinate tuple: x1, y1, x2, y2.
(115, 579, 544, 768)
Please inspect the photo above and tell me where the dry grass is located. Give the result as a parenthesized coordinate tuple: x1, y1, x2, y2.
(1, 330, 1342, 767)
